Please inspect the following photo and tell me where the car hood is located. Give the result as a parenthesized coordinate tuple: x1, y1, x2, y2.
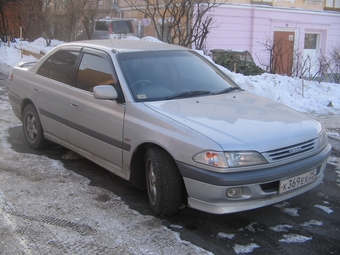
(144, 91, 322, 152)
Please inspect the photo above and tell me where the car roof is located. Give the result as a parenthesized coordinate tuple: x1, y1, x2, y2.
(63, 39, 187, 53)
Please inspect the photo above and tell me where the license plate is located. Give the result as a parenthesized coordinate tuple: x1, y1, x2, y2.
(279, 169, 316, 194)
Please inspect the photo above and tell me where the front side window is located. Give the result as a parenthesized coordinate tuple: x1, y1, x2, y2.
(75, 53, 117, 92)
(37, 50, 79, 85)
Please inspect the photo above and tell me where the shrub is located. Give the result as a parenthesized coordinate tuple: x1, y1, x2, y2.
(215, 53, 265, 76)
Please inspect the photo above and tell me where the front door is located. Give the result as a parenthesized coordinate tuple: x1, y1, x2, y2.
(272, 31, 295, 76)
(67, 48, 126, 174)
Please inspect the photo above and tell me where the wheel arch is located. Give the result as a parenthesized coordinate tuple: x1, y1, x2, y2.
(21, 98, 35, 117)
(128, 142, 188, 202)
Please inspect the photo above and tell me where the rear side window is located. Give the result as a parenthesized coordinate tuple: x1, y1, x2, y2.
(95, 21, 109, 31)
(37, 50, 79, 85)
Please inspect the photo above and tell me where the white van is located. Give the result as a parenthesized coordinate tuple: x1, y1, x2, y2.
(77, 18, 134, 40)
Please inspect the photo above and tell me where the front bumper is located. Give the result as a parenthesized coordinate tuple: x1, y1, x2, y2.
(177, 143, 331, 214)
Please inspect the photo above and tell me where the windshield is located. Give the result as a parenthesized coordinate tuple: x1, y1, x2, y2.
(117, 50, 239, 102)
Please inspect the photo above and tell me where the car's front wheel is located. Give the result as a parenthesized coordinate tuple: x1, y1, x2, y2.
(22, 104, 48, 149)
(145, 147, 183, 215)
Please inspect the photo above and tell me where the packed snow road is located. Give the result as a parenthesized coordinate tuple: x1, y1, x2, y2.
(0, 81, 339, 255)
(0, 84, 212, 254)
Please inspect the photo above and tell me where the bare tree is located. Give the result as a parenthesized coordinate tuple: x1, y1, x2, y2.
(124, 0, 221, 49)
(312, 45, 340, 83)
(256, 37, 276, 73)
(62, 0, 95, 42)
(17, 0, 98, 45)
(0, 0, 10, 41)
(327, 44, 340, 83)
(257, 36, 296, 75)
(258, 36, 340, 84)
(0, 0, 29, 41)
(17, 0, 53, 45)
(81, 4, 97, 40)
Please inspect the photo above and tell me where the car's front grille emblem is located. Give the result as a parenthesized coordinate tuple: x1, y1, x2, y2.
(289, 146, 303, 154)
(262, 139, 317, 162)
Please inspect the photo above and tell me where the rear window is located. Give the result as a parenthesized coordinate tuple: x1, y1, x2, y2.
(110, 21, 133, 34)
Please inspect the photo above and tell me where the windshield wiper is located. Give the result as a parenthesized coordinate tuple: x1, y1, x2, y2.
(211, 87, 242, 95)
(164, 90, 211, 100)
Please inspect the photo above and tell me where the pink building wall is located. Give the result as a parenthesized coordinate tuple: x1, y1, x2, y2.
(205, 4, 340, 72)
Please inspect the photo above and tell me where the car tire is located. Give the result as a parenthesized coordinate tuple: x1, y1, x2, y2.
(22, 104, 48, 149)
(145, 147, 183, 215)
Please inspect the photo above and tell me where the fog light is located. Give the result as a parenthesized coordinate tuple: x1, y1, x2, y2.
(226, 187, 243, 198)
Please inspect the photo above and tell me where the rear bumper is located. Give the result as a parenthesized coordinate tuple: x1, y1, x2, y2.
(177, 143, 331, 214)
(8, 91, 23, 120)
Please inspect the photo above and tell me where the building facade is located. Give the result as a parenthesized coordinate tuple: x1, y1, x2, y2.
(205, 1, 340, 76)
(108, 0, 340, 77)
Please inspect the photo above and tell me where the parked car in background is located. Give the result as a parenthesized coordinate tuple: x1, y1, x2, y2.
(107, 19, 134, 38)
(8, 39, 331, 216)
(78, 18, 134, 40)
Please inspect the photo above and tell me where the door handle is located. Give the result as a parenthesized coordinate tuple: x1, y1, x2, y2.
(70, 100, 78, 108)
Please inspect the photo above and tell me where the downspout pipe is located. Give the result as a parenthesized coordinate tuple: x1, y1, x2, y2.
(112, 2, 122, 18)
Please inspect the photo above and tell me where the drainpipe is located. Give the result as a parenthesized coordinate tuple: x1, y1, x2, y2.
(250, 6, 255, 54)
(112, 2, 122, 18)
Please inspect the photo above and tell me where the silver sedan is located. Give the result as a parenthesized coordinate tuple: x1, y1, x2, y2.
(9, 39, 331, 215)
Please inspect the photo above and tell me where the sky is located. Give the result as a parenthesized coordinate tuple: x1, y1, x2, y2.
(1, 37, 339, 117)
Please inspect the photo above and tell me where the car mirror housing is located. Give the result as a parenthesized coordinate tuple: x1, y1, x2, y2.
(93, 85, 118, 100)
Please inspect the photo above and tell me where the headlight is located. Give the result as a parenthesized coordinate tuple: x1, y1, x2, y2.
(225, 151, 267, 167)
(318, 128, 328, 148)
(193, 150, 267, 168)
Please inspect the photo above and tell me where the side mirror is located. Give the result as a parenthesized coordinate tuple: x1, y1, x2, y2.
(93, 85, 118, 100)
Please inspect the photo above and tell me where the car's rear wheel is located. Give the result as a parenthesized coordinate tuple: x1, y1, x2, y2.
(22, 104, 48, 149)
(145, 147, 183, 215)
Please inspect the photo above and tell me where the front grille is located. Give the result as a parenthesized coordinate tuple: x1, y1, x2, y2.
(262, 139, 317, 163)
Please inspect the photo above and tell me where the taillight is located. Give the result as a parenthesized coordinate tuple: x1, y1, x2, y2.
(109, 23, 113, 34)
(10, 74, 13, 81)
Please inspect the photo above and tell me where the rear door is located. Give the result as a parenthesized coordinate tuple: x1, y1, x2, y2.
(34, 47, 81, 141)
(66, 48, 126, 169)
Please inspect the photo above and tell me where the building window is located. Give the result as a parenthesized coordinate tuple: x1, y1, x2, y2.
(325, 0, 340, 9)
(304, 34, 318, 49)
(251, 0, 273, 5)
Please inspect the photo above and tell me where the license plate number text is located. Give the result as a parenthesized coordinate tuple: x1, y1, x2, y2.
(279, 169, 316, 194)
